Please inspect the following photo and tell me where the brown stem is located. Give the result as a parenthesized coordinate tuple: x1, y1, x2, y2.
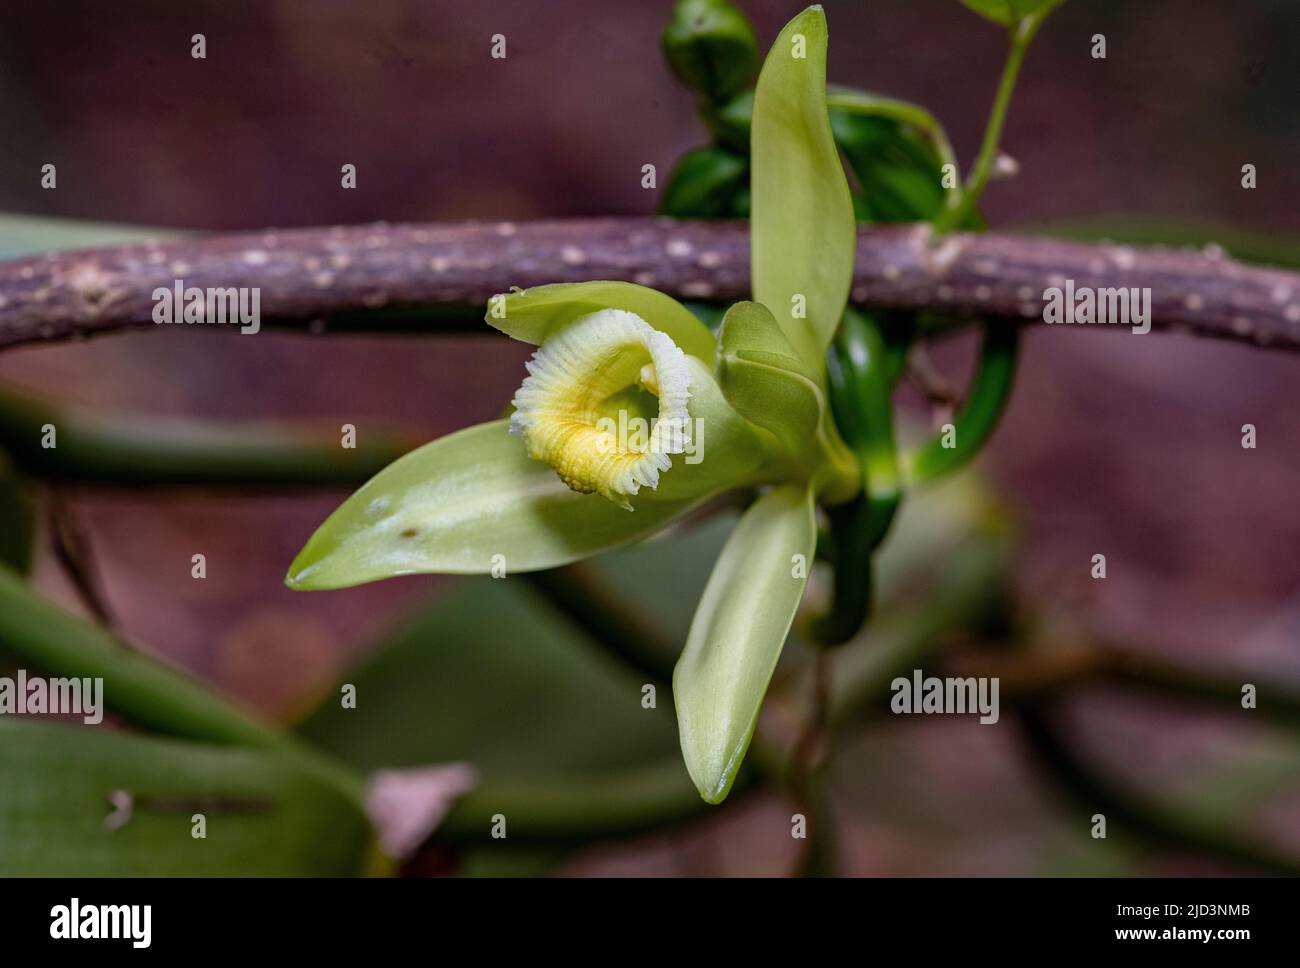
(2, 219, 1297, 353)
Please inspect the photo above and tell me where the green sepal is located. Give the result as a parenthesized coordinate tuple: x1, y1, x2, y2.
(717, 299, 816, 379)
(486, 281, 717, 364)
(285, 420, 706, 588)
(715, 302, 823, 461)
(750, 5, 856, 370)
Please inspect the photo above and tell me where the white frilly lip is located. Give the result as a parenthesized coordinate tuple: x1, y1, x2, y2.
(509, 308, 693, 508)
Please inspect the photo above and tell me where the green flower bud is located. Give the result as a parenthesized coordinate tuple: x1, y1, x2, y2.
(662, 0, 758, 105)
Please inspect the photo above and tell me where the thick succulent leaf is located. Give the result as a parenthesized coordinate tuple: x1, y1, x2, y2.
(0, 720, 372, 876)
(750, 5, 855, 370)
(674, 483, 815, 802)
(957, 0, 1064, 27)
(286, 420, 702, 588)
(487, 281, 717, 364)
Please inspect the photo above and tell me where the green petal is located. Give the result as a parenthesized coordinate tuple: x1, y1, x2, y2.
(487, 281, 718, 364)
(673, 483, 816, 802)
(716, 303, 822, 460)
(286, 421, 700, 589)
(750, 5, 855, 371)
(717, 299, 814, 377)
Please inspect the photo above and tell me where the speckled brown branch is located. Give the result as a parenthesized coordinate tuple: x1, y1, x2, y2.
(2, 217, 1298, 353)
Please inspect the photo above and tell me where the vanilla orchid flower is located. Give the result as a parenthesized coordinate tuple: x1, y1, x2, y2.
(288, 6, 858, 803)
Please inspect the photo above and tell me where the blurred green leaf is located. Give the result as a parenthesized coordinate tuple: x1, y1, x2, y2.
(833, 112, 947, 223)
(825, 87, 975, 226)
(658, 147, 748, 218)
(711, 89, 754, 152)
(297, 577, 679, 776)
(662, 0, 758, 105)
(0, 563, 365, 805)
(1029, 216, 1300, 269)
(0, 382, 418, 488)
(957, 0, 1064, 28)
(0, 212, 182, 260)
(834, 115, 952, 224)
(0, 455, 34, 574)
(750, 7, 855, 369)
(0, 720, 372, 876)
(297, 519, 729, 855)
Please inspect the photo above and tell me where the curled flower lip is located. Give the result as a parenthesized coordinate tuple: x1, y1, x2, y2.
(509, 308, 693, 509)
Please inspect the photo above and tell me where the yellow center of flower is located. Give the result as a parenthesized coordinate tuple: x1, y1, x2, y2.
(510, 309, 693, 509)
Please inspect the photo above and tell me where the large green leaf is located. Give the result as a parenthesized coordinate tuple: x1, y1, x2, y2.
(0, 382, 417, 489)
(674, 483, 816, 802)
(0, 564, 317, 751)
(488, 282, 717, 364)
(0, 720, 372, 876)
(298, 577, 679, 776)
(750, 6, 855, 371)
(286, 420, 703, 588)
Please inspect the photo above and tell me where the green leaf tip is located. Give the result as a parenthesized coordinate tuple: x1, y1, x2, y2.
(750, 4, 855, 372)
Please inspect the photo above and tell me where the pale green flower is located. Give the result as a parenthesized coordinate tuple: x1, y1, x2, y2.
(288, 6, 859, 803)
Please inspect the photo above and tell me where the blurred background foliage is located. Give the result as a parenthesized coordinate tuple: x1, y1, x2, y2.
(1, 0, 1299, 875)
